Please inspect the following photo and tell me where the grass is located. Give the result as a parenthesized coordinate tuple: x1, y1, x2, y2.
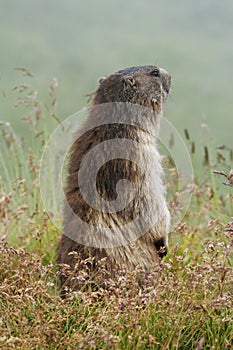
(0, 77, 232, 349)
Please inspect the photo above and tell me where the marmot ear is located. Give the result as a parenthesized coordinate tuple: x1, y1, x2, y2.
(98, 76, 106, 85)
(123, 75, 136, 87)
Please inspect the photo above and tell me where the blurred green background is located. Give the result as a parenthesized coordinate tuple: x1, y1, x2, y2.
(1, 0, 233, 146)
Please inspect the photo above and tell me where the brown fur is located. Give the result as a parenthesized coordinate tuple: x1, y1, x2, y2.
(57, 65, 171, 292)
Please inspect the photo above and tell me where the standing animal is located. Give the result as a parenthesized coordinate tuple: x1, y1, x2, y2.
(57, 65, 171, 291)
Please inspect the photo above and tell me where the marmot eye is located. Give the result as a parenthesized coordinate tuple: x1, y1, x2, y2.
(150, 69, 159, 77)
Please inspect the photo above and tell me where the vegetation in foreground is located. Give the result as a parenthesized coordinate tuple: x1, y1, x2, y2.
(0, 78, 232, 349)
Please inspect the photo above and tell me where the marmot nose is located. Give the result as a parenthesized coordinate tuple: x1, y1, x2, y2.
(159, 68, 171, 95)
(159, 67, 171, 79)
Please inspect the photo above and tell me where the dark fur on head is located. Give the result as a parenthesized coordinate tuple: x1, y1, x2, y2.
(94, 65, 171, 113)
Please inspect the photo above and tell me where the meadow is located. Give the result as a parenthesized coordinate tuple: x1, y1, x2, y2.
(0, 1, 233, 349)
(0, 73, 232, 349)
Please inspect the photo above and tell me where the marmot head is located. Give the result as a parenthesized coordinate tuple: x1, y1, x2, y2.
(94, 65, 171, 112)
